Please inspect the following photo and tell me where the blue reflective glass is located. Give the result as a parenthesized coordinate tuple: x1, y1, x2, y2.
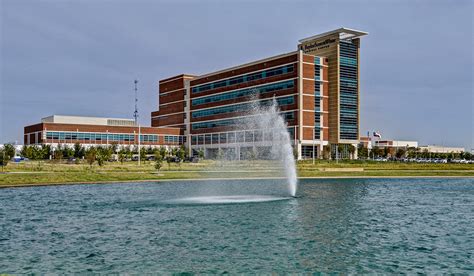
(191, 64, 295, 94)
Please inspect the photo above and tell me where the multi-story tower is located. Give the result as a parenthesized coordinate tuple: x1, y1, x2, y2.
(151, 74, 196, 132)
(151, 28, 367, 159)
(298, 28, 367, 157)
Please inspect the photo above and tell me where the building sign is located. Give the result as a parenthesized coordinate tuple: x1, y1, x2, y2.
(299, 38, 336, 53)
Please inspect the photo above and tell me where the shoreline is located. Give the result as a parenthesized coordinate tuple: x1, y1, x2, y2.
(1, 175, 473, 189)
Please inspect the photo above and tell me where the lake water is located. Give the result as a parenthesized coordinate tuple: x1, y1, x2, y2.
(0, 178, 473, 273)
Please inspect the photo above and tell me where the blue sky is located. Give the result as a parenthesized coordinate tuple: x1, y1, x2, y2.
(1, 0, 472, 149)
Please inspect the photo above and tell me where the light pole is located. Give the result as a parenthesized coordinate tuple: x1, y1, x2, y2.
(138, 124, 141, 166)
(312, 127, 315, 165)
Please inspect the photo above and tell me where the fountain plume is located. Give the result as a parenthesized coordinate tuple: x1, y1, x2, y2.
(209, 94, 298, 197)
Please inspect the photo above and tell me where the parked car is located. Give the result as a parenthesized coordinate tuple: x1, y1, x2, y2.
(188, 156, 200, 163)
(67, 157, 77, 164)
(147, 156, 156, 161)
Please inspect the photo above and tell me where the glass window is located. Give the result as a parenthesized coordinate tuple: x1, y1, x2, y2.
(191, 64, 294, 94)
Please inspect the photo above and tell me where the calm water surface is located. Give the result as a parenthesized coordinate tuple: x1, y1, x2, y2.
(0, 178, 473, 273)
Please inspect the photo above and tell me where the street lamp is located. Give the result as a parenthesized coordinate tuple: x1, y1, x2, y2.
(312, 127, 315, 165)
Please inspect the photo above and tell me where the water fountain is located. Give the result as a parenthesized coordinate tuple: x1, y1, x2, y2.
(239, 96, 298, 197)
(166, 96, 298, 205)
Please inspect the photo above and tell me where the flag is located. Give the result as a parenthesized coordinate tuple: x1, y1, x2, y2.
(373, 131, 382, 138)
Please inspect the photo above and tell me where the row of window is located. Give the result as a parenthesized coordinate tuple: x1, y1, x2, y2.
(191, 64, 295, 94)
(191, 96, 295, 119)
(46, 132, 134, 142)
(340, 97, 357, 106)
(340, 41, 358, 57)
(340, 56, 357, 67)
(314, 57, 320, 65)
(340, 65, 358, 75)
(191, 127, 296, 145)
(191, 111, 296, 130)
(164, 136, 185, 143)
(191, 79, 295, 106)
(340, 126, 358, 132)
(314, 63, 321, 81)
(339, 41, 359, 140)
(45, 131, 182, 144)
(340, 110, 358, 116)
(314, 58, 322, 139)
(340, 117, 358, 124)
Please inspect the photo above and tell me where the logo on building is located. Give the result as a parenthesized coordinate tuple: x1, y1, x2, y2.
(300, 38, 337, 53)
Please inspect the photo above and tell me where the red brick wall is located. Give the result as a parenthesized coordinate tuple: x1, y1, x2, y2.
(157, 101, 186, 115)
(151, 113, 185, 127)
(302, 63, 314, 79)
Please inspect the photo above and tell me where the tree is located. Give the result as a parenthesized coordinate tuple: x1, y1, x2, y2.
(31, 145, 44, 170)
(166, 156, 172, 170)
(74, 143, 85, 158)
(0, 148, 9, 171)
(159, 147, 167, 159)
(154, 159, 163, 171)
(85, 147, 97, 168)
(447, 152, 454, 160)
(104, 146, 114, 161)
(463, 151, 472, 160)
(124, 146, 133, 160)
(396, 148, 406, 159)
(54, 144, 64, 161)
(348, 145, 356, 160)
(337, 144, 344, 160)
(357, 145, 368, 160)
(42, 144, 52, 160)
(406, 147, 417, 158)
(198, 149, 204, 159)
(21, 145, 32, 159)
(154, 151, 163, 171)
(132, 145, 139, 154)
(3, 144, 16, 159)
(96, 155, 104, 166)
(64, 147, 74, 159)
(323, 145, 331, 160)
(110, 142, 118, 154)
(140, 147, 147, 163)
(178, 146, 186, 161)
(96, 146, 112, 166)
(118, 150, 126, 164)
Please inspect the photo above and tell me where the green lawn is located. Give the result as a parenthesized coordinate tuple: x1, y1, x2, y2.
(0, 160, 473, 188)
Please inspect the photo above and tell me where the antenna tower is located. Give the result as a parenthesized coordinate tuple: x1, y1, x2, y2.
(133, 79, 139, 124)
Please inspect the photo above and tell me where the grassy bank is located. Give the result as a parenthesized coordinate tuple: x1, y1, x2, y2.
(0, 160, 473, 188)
